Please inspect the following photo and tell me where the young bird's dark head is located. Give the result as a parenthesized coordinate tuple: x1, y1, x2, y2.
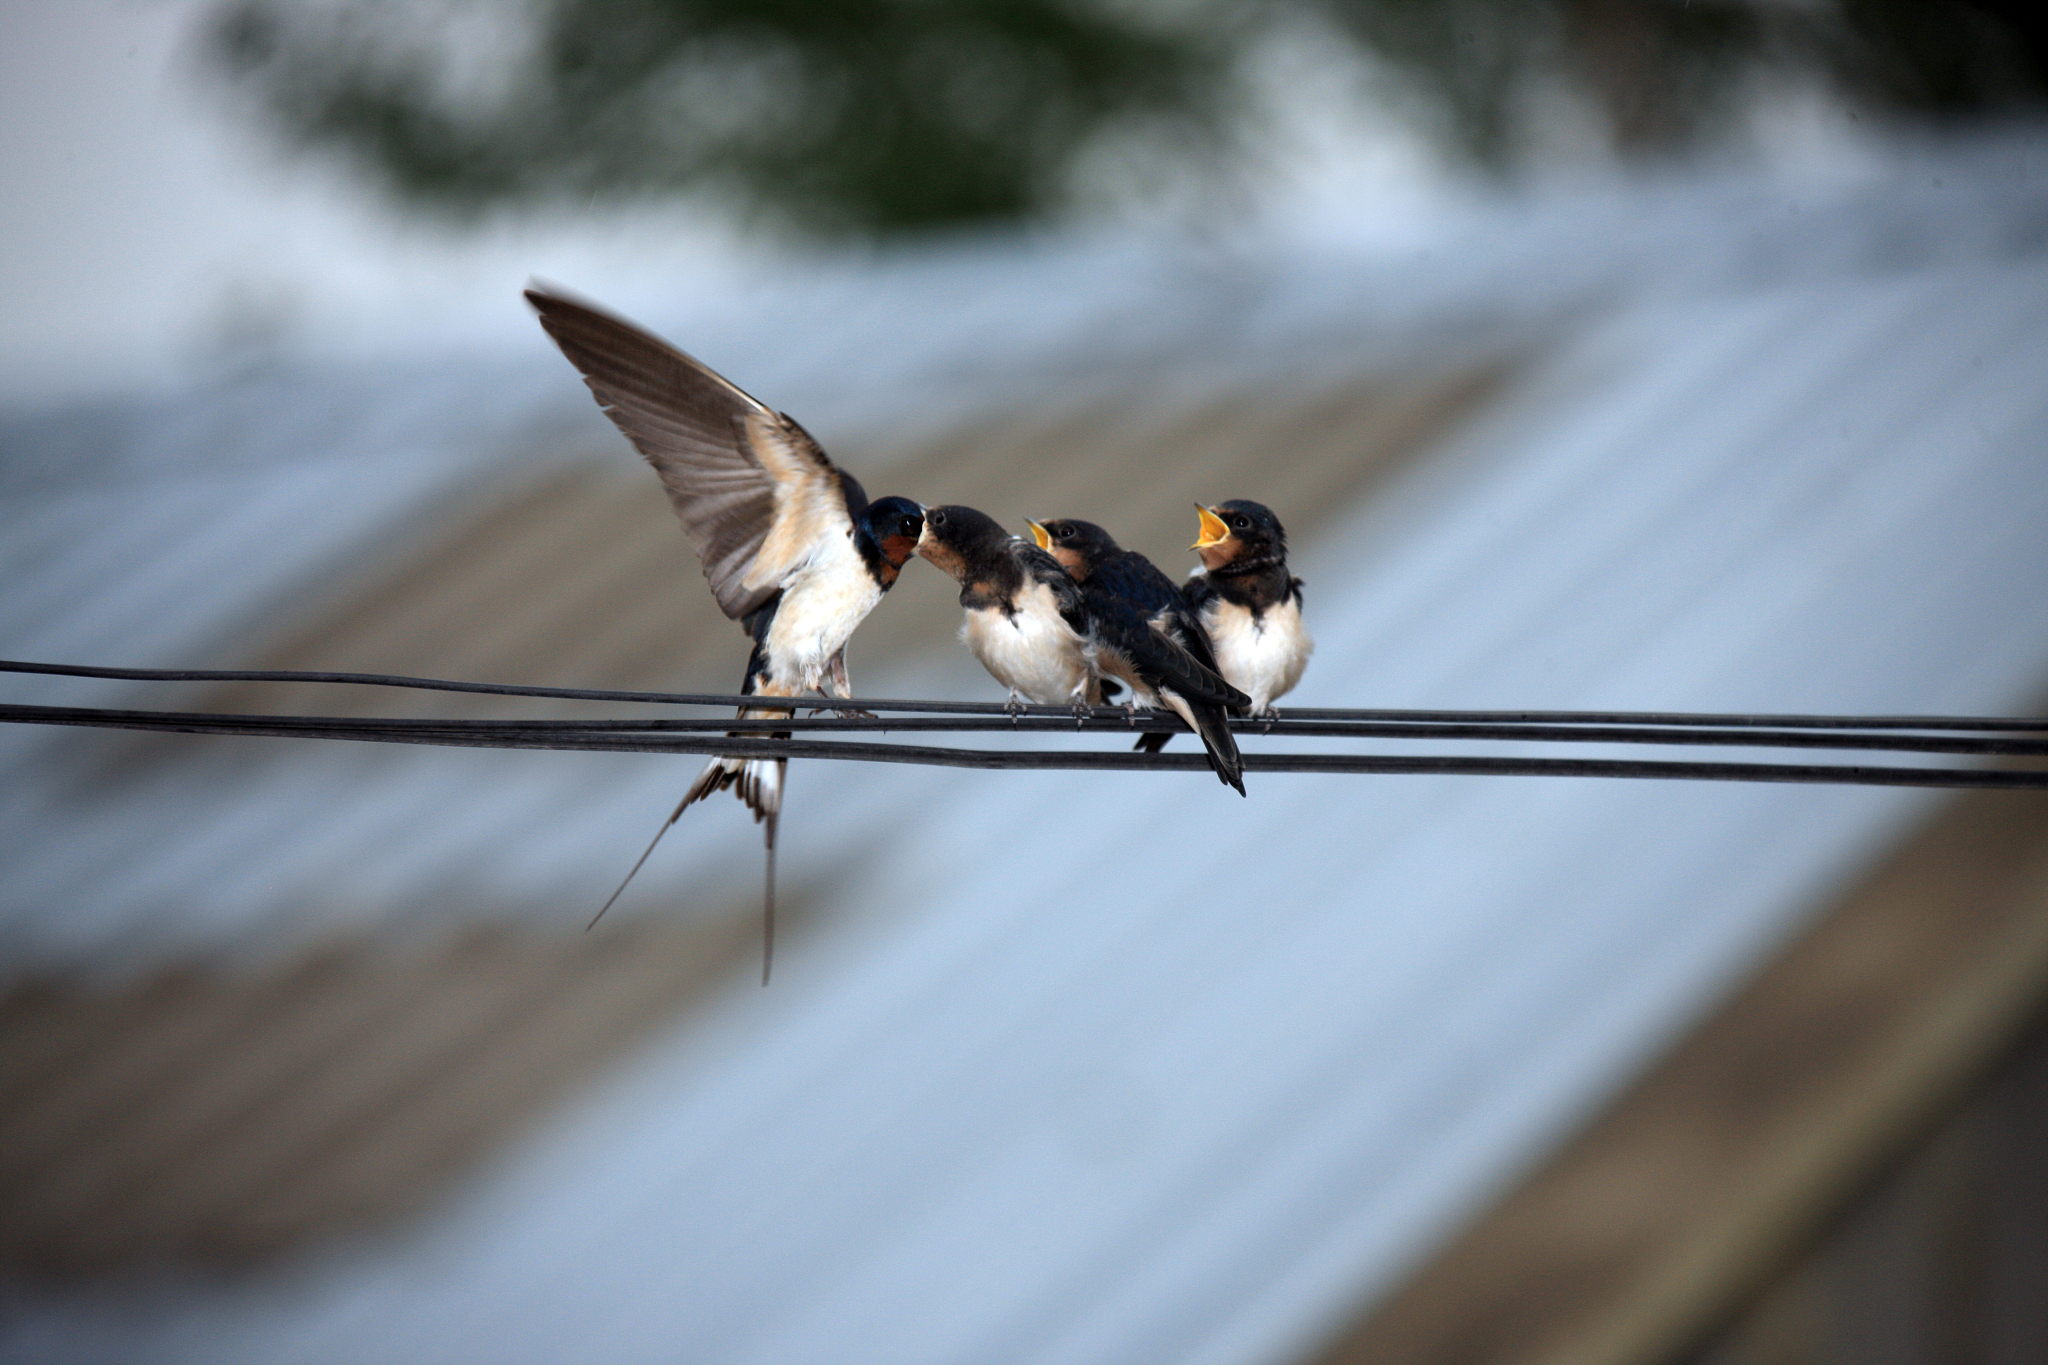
(863, 496, 926, 570)
(915, 504, 1009, 581)
(1193, 500, 1287, 573)
(1027, 517, 1119, 580)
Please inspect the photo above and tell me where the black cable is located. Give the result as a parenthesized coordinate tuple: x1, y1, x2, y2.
(8, 702, 2044, 759)
(7, 658, 2045, 735)
(6, 703, 2044, 790)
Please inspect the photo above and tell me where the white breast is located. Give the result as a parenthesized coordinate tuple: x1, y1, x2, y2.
(1204, 595, 1312, 714)
(962, 582, 1091, 705)
(762, 532, 884, 691)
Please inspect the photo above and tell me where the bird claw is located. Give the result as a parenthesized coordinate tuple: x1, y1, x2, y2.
(1006, 692, 1026, 727)
(812, 705, 877, 721)
(1072, 699, 1091, 729)
(1260, 705, 1280, 734)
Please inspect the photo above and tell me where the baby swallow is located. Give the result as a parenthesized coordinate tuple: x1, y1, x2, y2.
(1184, 501, 1312, 718)
(916, 505, 1104, 710)
(529, 286, 924, 981)
(1031, 517, 1249, 794)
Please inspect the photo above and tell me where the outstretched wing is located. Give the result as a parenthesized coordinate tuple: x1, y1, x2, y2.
(527, 286, 851, 620)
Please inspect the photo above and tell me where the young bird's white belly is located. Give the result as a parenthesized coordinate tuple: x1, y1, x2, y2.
(962, 582, 1091, 704)
(1203, 596, 1312, 714)
(762, 533, 883, 690)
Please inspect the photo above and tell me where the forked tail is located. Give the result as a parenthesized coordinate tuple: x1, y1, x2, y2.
(1161, 690, 1246, 796)
(587, 750, 787, 980)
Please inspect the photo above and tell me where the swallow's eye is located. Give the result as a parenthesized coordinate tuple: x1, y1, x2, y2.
(1231, 515, 1248, 529)
(902, 516, 920, 535)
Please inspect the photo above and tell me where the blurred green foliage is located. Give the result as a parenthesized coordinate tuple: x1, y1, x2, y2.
(207, 0, 1241, 236)
(206, 0, 2048, 238)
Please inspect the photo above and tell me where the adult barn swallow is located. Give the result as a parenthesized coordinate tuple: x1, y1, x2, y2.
(528, 286, 924, 981)
(1032, 517, 1249, 794)
(915, 504, 1103, 709)
(1184, 501, 1312, 716)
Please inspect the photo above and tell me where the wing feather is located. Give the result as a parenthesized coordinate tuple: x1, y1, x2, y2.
(527, 286, 849, 620)
(739, 411, 859, 596)
(1090, 553, 1237, 702)
(1087, 592, 1248, 709)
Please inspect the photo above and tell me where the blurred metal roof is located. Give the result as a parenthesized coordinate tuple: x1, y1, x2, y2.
(4, 130, 2048, 1364)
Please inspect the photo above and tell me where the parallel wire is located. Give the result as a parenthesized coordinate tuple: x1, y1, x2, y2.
(6, 659, 2047, 789)
(8, 658, 2046, 734)
(6, 702, 2046, 759)
(5, 700, 2046, 790)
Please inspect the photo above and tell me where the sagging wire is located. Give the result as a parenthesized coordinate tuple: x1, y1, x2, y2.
(4, 659, 2046, 790)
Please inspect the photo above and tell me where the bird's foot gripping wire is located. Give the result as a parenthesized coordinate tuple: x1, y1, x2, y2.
(1005, 690, 1026, 727)
(1259, 705, 1281, 734)
(818, 652, 875, 720)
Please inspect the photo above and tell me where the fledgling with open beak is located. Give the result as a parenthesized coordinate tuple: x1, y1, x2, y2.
(1184, 500, 1312, 717)
(528, 286, 924, 982)
(915, 505, 1104, 711)
(1031, 517, 1249, 794)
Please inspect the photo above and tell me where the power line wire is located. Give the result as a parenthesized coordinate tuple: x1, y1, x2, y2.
(6, 658, 2046, 735)
(5, 700, 2044, 790)
(7, 700, 2045, 758)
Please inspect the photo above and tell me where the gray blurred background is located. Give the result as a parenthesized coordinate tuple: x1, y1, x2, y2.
(5, 3, 2048, 1362)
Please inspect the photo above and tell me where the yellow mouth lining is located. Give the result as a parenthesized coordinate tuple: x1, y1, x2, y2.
(1193, 505, 1230, 550)
(1026, 520, 1052, 551)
